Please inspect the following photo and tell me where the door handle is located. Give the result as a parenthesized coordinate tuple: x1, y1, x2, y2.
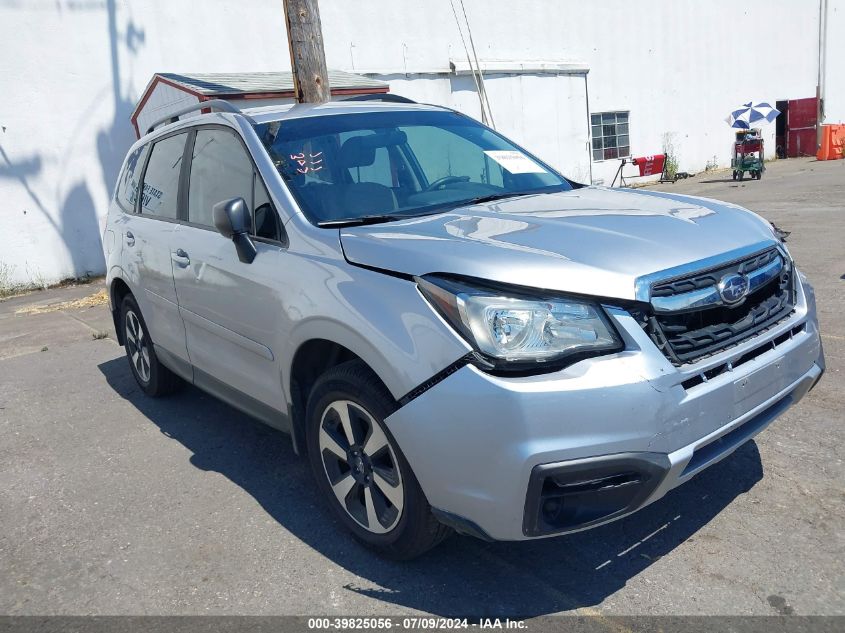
(171, 248, 190, 267)
(125, 231, 135, 247)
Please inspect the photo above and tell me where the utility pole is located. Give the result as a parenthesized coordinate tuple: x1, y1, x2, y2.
(816, 0, 828, 152)
(283, 0, 330, 104)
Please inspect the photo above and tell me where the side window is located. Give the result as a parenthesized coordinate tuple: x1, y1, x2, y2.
(139, 133, 187, 219)
(188, 129, 254, 228)
(115, 143, 150, 213)
(252, 176, 283, 242)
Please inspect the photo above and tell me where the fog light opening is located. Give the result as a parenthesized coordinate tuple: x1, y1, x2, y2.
(542, 497, 564, 523)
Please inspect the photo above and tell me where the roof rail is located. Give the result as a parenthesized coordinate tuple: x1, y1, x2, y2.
(342, 93, 416, 104)
(145, 99, 256, 135)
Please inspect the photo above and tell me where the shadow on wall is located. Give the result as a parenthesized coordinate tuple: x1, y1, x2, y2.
(0, 0, 143, 286)
(98, 355, 765, 617)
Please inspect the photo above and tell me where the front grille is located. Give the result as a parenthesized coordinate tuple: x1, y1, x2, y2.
(643, 247, 794, 365)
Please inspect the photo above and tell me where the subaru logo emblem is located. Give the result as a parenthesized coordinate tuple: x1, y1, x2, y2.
(718, 273, 750, 304)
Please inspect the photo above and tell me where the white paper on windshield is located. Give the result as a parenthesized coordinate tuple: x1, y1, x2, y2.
(483, 150, 547, 174)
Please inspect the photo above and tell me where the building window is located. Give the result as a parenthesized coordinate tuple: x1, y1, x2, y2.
(591, 112, 630, 161)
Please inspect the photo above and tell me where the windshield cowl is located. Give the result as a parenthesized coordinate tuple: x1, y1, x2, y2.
(315, 186, 572, 228)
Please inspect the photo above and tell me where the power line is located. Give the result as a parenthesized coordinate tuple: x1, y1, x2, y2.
(448, 0, 490, 126)
(458, 0, 495, 129)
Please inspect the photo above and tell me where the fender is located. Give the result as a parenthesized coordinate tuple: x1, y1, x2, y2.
(280, 265, 472, 406)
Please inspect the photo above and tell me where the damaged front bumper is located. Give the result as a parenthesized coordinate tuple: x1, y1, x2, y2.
(385, 281, 824, 541)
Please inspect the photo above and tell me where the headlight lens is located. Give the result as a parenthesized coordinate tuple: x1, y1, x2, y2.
(417, 275, 621, 365)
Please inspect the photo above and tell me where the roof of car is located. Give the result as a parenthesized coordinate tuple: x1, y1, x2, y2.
(242, 100, 450, 124)
(136, 100, 451, 147)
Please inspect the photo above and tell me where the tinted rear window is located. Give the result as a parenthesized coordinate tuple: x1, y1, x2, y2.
(140, 133, 187, 219)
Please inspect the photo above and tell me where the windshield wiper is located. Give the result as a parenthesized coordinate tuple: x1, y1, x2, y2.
(460, 186, 569, 207)
(317, 213, 416, 228)
(318, 187, 570, 228)
(461, 192, 530, 206)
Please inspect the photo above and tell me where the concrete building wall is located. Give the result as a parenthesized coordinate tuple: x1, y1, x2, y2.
(323, 0, 825, 185)
(823, 0, 845, 124)
(0, 0, 290, 289)
(0, 0, 841, 289)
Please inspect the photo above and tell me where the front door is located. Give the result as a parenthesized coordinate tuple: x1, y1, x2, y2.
(170, 127, 288, 413)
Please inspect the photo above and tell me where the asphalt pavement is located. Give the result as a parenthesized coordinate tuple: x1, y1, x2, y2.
(0, 157, 842, 617)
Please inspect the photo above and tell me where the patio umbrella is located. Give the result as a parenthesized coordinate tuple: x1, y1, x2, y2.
(725, 102, 780, 129)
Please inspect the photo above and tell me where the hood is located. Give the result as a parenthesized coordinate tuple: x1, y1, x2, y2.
(339, 187, 779, 301)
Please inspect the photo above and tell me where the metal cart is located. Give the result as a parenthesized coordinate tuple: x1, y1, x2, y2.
(731, 129, 765, 180)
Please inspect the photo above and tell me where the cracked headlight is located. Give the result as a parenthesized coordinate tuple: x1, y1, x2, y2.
(417, 275, 622, 367)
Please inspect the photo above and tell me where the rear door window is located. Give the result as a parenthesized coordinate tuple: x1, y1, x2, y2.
(140, 133, 187, 219)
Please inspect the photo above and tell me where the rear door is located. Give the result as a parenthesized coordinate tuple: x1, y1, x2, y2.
(171, 126, 288, 413)
(120, 131, 190, 367)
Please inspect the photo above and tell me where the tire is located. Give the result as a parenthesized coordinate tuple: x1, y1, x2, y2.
(732, 170, 738, 181)
(120, 295, 182, 397)
(738, 170, 745, 181)
(305, 360, 451, 559)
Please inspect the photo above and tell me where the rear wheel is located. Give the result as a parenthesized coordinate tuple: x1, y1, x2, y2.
(305, 360, 451, 559)
(120, 295, 182, 397)
(738, 170, 745, 181)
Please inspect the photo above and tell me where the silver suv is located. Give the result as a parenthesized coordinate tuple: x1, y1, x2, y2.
(104, 99, 824, 559)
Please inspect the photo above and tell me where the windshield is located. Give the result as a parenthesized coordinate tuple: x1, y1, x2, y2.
(253, 109, 572, 226)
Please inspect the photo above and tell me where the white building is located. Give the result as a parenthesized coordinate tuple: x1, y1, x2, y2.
(1, 0, 842, 289)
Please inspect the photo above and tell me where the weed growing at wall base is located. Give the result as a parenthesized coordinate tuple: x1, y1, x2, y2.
(662, 132, 679, 180)
(0, 262, 18, 298)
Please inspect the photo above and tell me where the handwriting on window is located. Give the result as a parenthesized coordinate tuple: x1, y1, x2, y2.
(290, 151, 323, 174)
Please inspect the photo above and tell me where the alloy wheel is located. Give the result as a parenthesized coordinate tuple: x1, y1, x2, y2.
(124, 309, 151, 383)
(318, 400, 404, 534)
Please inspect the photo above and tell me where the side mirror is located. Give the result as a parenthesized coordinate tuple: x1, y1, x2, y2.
(212, 197, 257, 264)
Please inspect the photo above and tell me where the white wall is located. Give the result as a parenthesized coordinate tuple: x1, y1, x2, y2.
(823, 0, 845, 124)
(0, 0, 291, 288)
(321, 0, 823, 184)
(0, 0, 840, 288)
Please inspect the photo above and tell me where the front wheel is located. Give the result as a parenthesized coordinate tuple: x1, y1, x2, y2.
(305, 360, 451, 559)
